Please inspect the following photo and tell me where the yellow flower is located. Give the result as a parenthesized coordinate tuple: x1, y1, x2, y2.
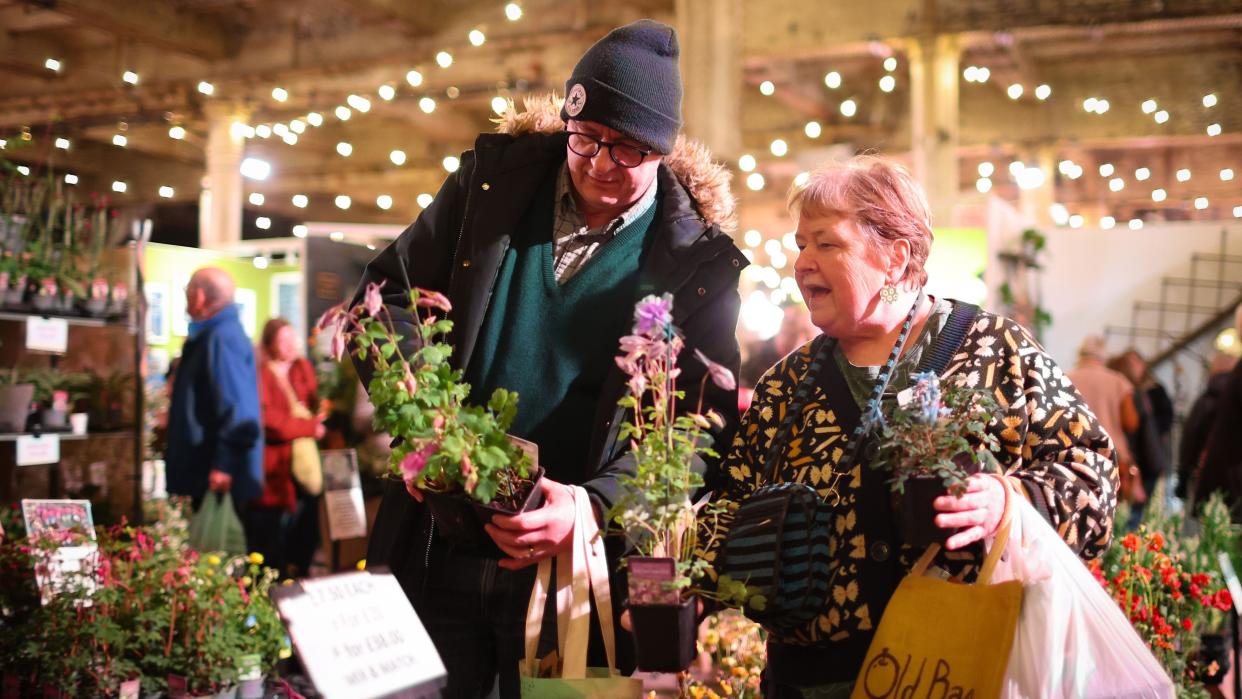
(278, 646, 292, 659)
(248, 552, 264, 565)
(689, 687, 706, 699)
(706, 691, 721, 699)
(205, 554, 221, 566)
(241, 576, 252, 586)
(281, 579, 294, 587)
(731, 667, 748, 678)
(356, 558, 367, 571)
(204, 568, 214, 577)
(720, 684, 733, 696)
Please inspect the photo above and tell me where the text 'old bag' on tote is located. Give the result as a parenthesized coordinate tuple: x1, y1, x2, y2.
(850, 477, 1023, 699)
(519, 486, 642, 699)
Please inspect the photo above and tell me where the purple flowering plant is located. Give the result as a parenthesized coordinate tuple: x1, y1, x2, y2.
(872, 371, 1000, 497)
(607, 294, 735, 588)
(318, 283, 533, 508)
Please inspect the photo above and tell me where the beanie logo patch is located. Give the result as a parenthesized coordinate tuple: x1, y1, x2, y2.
(565, 83, 587, 117)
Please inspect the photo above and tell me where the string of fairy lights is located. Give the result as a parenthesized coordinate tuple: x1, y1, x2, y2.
(732, 52, 1238, 337)
(4, 2, 528, 229)
(735, 55, 1232, 229)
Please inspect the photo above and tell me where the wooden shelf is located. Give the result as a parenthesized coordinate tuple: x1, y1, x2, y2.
(0, 310, 135, 332)
(0, 431, 133, 443)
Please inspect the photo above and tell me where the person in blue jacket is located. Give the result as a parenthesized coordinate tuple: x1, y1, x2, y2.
(166, 267, 264, 528)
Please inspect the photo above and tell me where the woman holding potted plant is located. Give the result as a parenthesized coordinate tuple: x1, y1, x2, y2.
(702, 156, 1119, 697)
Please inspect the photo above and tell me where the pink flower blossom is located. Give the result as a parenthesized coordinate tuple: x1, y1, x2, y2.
(627, 374, 647, 397)
(633, 294, 673, 336)
(330, 329, 347, 361)
(316, 301, 347, 331)
(461, 454, 478, 493)
(401, 366, 418, 395)
(694, 349, 737, 391)
(399, 441, 438, 481)
(363, 281, 386, 317)
(415, 288, 452, 312)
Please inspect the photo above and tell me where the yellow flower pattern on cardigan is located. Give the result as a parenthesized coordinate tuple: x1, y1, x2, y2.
(702, 308, 1118, 646)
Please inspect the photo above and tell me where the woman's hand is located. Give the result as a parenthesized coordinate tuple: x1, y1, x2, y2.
(932, 474, 1006, 550)
(486, 478, 577, 571)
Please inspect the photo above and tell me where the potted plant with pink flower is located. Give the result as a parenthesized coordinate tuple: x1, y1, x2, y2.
(606, 294, 735, 672)
(319, 283, 539, 546)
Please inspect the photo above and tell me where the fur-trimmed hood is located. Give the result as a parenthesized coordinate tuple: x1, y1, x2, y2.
(493, 94, 738, 233)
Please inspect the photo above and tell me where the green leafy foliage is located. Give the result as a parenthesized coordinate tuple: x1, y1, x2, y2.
(871, 373, 1000, 497)
(323, 285, 533, 508)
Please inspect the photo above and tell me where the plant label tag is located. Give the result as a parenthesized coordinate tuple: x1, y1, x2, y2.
(237, 654, 262, 681)
(507, 434, 539, 470)
(16, 434, 59, 466)
(896, 387, 914, 408)
(166, 675, 188, 699)
(626, 557, 680, 605)
(1217, 552, 1242, 616)
(25, 316, 68, 353)
(118, 679, 140, 699)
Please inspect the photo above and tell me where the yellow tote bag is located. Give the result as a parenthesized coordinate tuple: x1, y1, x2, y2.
(519, 486, 643, 699)
(850, 490, 1022, 699)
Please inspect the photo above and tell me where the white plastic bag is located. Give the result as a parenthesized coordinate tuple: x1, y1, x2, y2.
(990, 485, 1175, 699)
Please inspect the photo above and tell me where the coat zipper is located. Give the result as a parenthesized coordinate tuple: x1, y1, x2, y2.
(450, 166, 476, 273)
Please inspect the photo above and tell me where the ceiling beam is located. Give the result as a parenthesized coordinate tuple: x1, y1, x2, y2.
(43, 0, 237, 61)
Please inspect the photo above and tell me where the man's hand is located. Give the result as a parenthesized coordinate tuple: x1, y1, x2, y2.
(933, 474, 1006, 551)
(207, 469, 233, 493)
(486, 477, 577, 571)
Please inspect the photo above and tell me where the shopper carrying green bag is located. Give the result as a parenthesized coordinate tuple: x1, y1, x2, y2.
(188, 491, 248, 556)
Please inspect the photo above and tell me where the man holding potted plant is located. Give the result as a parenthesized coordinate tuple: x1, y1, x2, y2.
(354, 19, 744, 698)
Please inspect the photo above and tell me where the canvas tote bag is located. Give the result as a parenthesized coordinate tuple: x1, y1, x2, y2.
(850, 477, 1023, 699)
(519, 486, 643, 699)
(269, 364, 323, 496)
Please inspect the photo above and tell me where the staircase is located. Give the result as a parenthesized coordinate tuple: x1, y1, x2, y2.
(1105, 229, 1242, 373)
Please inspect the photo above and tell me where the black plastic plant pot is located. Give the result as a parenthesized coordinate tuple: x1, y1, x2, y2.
(424, 467, 545, 547)
(1197, 633, 1231, 685)
(896, 476, 951, 549)
(628, 595, 697, 673)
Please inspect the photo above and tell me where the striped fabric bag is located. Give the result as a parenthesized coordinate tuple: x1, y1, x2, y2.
(720, 481, 835, 632)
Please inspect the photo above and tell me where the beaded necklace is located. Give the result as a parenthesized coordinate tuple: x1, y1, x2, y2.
(759, 288, 926, 503)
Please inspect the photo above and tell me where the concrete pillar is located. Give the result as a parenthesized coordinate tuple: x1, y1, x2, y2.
(1018, 145, 1056, 228)
(198, 103, 248, 249)
(675, 0, 742, 160)
(908, 33, 960, 223)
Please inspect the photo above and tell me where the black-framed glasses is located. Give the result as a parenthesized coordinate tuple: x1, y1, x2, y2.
(566, 130, 652, 168)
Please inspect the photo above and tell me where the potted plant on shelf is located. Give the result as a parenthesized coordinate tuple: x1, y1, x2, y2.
(871, 371, 1001, 548)
(0, 369, 35, 433)
(605, 294, 735, 673)
(319, 282, 539, 546)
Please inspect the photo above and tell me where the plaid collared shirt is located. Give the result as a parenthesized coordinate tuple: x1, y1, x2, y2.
(551, 165, 658, 283)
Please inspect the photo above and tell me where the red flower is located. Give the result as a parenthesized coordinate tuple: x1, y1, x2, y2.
(1146, 532, 1165, 552)
(1121, 533, 1140, 552)
(1192, 573, 1211, 588)
(1183, 618, 1194, 631)
(1215, 589, 1233, 611)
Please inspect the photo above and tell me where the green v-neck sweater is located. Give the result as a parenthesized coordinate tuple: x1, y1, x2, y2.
(463, 170, 656, 484)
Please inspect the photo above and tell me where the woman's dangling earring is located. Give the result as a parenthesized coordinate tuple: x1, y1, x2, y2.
(880, 283, 899, 304)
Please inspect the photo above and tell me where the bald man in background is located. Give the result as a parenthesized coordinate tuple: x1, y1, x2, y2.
(166, 267, 264, 521)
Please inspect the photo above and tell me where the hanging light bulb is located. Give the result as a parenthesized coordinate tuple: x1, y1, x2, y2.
(271, 87, 289, 102)
(759, 81, 775, 96)
(390, 149, 407, 166)
(436, 51, 453, 68)
(419, 97, 436, 114)
(824, 71, 841, 89)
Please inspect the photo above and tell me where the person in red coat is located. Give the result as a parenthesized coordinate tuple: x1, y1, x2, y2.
(256, 318, 325, 577)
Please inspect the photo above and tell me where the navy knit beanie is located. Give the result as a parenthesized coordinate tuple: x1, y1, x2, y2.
(561, 19, 682, 155)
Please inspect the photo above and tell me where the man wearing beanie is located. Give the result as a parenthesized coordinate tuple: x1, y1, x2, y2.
(353, 19, 745, 697)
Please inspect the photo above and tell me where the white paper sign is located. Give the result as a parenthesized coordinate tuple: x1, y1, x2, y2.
(275, 571, 446, 699)
(16, 433, 60, 465)
(324, 489, 366, 541)
(26, 316, 68, 353)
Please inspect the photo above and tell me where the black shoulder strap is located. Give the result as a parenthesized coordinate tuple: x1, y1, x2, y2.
(915, 302, 980, 376)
